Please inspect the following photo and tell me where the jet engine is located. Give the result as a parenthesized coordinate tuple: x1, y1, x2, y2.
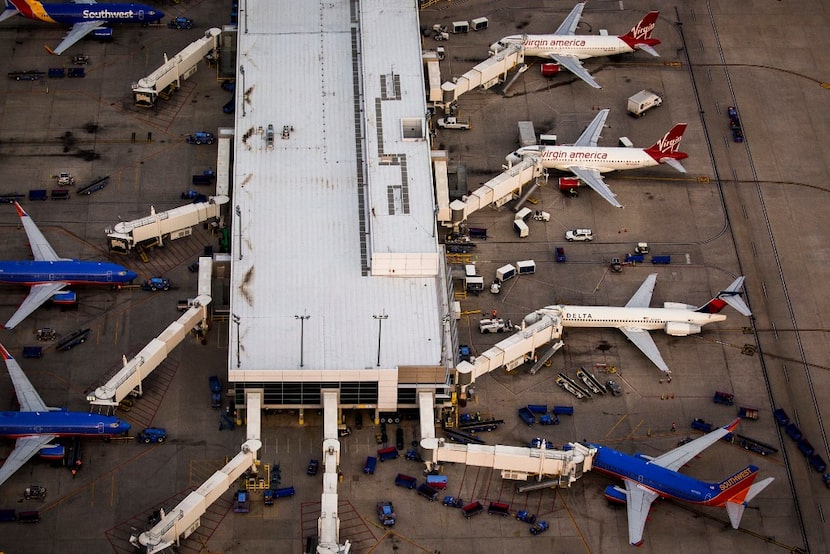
(665, 321, 701, 336)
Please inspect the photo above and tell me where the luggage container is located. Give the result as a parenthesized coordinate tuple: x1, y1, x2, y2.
(514, 207, 532, 221)
(426, 475, 448, 489)
(785, 423, 803, 441)
(273, 486, 295, 498)
(651, 255, 671, 264)
(513, 219, 529, 238)
(552, 406, 574, 416)
(540, 63, 560, 77)
(51, 189, 70, 200)
(713, 391, 735, 405)
(470, 17, 488, 31)
(773, 408, 790, 426)
(488, 501, 510, 516)
(17, 511, 40, 524)
(691, 418, 712, 432)
(0, 509, 16, 522)
(624, 254, 644, 263)
(468, 227, 488, 240)
(516, 260, 536, 275)
(527, 404, 548, 414)
(810, 454, 827, 473)
(517, 407, 535, 426)
(378, 446, 399, 462)
(462, 501, 484, 518)
(363, 456, 377, 474)
(417, 483, 439, 501)
(28, 189, 47, 201)
(496, 264, 516, 282)
(22, 346, 43, 359)
(394, 474, 417, 489)
(452, 21, 469, 33)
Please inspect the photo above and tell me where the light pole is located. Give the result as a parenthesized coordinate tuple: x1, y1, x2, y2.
(235, 205, 243, 260)
(232, 313, 241, 368)
(295, 312, 310, 367)
(373, 311, 389, 367)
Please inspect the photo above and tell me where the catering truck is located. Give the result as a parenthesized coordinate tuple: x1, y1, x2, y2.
(627, 90, 663, 117)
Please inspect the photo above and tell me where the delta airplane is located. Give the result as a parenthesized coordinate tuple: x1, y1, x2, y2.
(0, 343, 131, 487)
(529, 273, 751, 374)
(0, 0, 163, 55)
(490, 3, 660, 89)
(506, 109, 688, 208)
(0, 202, 137, 329)
(589, 418, 774, 546)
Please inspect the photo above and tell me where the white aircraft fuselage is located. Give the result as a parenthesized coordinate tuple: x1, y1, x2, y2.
(497, 34, 634, 61)
(545, 305, 727, 335)
(509, 144, 658, 174)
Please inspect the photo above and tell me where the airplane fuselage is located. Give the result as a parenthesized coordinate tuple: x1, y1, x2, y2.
(550, 305, 727, 331)
(0, 260, 136, 286)
(513, 145, 658, 174)
(497, 34, 633, 61)
(0, 410, 130, 438)
(589, 444, 755, 507)
(11, 2, 163, 25)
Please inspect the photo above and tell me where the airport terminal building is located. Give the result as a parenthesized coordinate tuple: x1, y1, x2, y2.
(227, 0, 453, 416)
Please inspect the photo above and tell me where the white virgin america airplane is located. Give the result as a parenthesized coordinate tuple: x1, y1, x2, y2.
(506, 109, 688, 208)
(527, 274, 751, 374)
(490, 3, 661, 89)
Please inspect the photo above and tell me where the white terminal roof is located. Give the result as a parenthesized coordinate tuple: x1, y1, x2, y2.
(229, 0, 443, 376)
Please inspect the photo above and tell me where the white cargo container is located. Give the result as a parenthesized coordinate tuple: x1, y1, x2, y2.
(518, 121, 536, 147)
(496, 264, 517, 282)
(471, 17, 488, 31)
(513, 219, 529, 238)
(516, 260, 536, 275)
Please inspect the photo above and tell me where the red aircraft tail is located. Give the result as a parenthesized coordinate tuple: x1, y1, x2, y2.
(644, 124, 688, 164)
(619, 11, 661, 52)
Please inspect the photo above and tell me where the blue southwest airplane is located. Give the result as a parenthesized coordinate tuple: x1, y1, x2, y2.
(0, 202, 137, 329)
(0, 343, 131, 487)
(0, 0, 163, 55)
(590, 418, 774, 546)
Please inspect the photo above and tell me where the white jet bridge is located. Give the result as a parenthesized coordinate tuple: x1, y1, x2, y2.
(317, 390, 350, 554)
(132, 28, 222, 107)
(87, 258, 214, 408)
(439, 43, 524, 108)
(417, 391, 594, 487)
(456, 311, 564, 382)
(106, 196, 228, 253)
(440, 158, 542, 228)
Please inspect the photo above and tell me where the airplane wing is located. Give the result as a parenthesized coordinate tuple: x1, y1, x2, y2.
(624, 273, 658, 308)
(549, 54, 601, 89)
(554, 2, 586, 35)
(573, 109, 609, 147)
(650, 418, 741, 472)
(567, 166, 621, 208)
(48, 20, 107, 56)
(14, 202, 66, 262)
(0, 435, 57, 488)
(1, 343, 49, 411)
(619, 326, 670, 374)
(4, 282, 69, 330)
(623, 480, 659, 546)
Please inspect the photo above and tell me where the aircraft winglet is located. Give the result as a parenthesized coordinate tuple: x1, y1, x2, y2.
(724, 417, 742, 434)
(14, 201, 27, 218)
(0, 343, 13, 360)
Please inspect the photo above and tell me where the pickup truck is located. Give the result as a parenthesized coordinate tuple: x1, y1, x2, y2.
(437, 116, 471, 130)
(142, 277, 171, 291)
(186, 132, 215, 145)
(167, 16, 193, 29)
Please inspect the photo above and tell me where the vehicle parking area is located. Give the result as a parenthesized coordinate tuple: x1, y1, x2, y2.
(0, 0, 829, 553)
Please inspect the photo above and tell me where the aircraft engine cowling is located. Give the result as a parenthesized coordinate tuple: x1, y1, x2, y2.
(665, 321, 701, 336)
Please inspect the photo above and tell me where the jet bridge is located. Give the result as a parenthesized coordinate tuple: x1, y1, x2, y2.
(417, 391, 592, 487)
(106, 196, 228, 254)
(131, 439, 261, 553)
(455, 312, 564, 383)
(132, 27, 222, 107)
(87, 257, 214, 408)
(317, 389, 350, 554)
(442, 158, 541, 228)
(439, 43, 524, 107)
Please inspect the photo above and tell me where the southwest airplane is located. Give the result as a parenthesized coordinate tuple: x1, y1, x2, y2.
(0, 0, 163, 55)
(590, 418, 774, 546)
(529, 273, 751, 374)
(506, 109, 688, 208)
(0, 202, 137, 329)
(0, 343, 131, 487)
(490, 3, 660, 89)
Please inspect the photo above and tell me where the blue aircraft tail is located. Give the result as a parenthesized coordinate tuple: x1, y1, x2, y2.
(0, 1, 19, 23)
(694, 276, 751, 316)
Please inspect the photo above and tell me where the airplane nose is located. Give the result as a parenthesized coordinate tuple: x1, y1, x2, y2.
(127, 270, 138, 282)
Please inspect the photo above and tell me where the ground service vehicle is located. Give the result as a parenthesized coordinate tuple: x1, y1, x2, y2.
(186, 132, 215, 145)
(516, 510, 536, 524)
(478, 318, 505, 333)
(209, 376, 222, 408)
(376, 502, 396, 526)
(691, 418, 713, 432)
(713, 391, 735, 405)
(142, 278, 171, 291)
(378, 446, 398, 461)
(442, 495, 463, 508)
(363, 456, 377, 474)
(462, 501, 483, 518)
(555, 247, 566, 262)
(437, 116, 471, 130)
(167, 17, 193, 29)
(307, 460, 320, 476)
(530, 520, 550, 535)
(606, 380, 622, 396)
(137, 427, 167, 444)
(627, 90, 662, 117)
(565, 229, 593, 241)
(233, 490, 250, 513)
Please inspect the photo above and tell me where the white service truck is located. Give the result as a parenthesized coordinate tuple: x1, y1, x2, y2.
(437, 116, 471, 130)
(627, 90, 662, 117)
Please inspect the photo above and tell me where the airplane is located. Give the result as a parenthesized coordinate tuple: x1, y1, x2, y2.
(505, 109, 688, 208)
(0, 343, 131, 488)
(0, 0, 164, 55)
(589, 418, 774, 546)
(490, 3, 661, 89)
(0, 202, 138, 329)
(530, 273, 751, 374)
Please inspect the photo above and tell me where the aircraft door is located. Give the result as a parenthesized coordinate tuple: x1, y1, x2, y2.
(97, 422, 105, 434)
(138, 10, 144, 20)
(106, 271, 113, 282)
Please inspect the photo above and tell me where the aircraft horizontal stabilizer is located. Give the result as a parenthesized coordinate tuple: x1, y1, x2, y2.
(717, 276, 752, 316)
(660, 158, 686, 173)
(725, 477, 773, 529)
(636, 44, 660, 57)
